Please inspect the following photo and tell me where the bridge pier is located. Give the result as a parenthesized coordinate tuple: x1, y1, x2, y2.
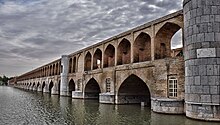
(99, 93, 115, 104)
(37, 85, 42, 92)
(184, 0, 220, 121)
(60, 55, 69, 96)
(72, 91, 84, 99)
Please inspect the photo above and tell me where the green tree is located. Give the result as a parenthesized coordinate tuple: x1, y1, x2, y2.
(0, 75, 9, 85)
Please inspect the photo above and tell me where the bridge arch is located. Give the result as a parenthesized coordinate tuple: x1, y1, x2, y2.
(104, 44, 115, 68)
(155, 22, 182, 59)
(84, 78, 101, 99)
(117, 38, 131, 65)
(49, 81, 54, 93)
(117, 74, 151, 106)
(133, 32, 151, 63)
(37, 82, 40, 90)
(32, 82, 35, 90)
(42, 81, 46, 92)
(93, 48, 102, 69)
(69, 58, 72, 73)
(84, 52, 92, 71)
(69, 79, 75, 95)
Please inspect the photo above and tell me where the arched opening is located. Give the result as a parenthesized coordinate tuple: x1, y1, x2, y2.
(69, 58, 72, 73)
(84, 78, 101, 99)
(117, 74, 151, 106)
(104, 44, 115, 68)
(49, 81, 54, 93)
(55, 63, 58, 75)
(155, 22, 182, 59)
(53, 64, 56, 75)
(73, 57, 76, 73)
(93, 49, 102, 69)
(32, 82, 35, 90)
(133, 32, 151, 63)
(84, 52, 92, 71)
(58, 80, 61, 94)
(37, 82, 40, 90)
(117, 39, 131, 65)
(50, 65, 52, 76)
(42, 82, 46, 92)
(69, 79, 75, 96)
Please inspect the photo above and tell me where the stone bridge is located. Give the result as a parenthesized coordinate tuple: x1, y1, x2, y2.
(13, 10, 185, 114)
(10, 0, 220, 121)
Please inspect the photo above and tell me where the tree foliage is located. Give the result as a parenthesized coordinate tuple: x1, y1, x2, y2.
(0, 75, 9, 85)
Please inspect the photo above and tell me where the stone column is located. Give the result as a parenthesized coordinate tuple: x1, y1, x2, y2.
(184, 0, 220, 121)
(60, 55, 69, 96)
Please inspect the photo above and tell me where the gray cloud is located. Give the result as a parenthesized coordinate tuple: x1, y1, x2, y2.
(0, 0, 183, 77)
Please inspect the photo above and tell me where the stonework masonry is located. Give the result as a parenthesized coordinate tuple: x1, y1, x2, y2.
(184, 0, 220, 121)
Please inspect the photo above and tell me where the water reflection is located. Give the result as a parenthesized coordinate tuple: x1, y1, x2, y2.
(0, 86, 219, 125)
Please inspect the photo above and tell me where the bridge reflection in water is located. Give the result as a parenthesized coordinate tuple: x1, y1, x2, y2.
(0, 86, 218, 125)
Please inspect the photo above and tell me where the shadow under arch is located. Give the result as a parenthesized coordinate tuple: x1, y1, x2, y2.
(117, 74, 151, 106)
(37, 82, 40, 90)
(49, 81, 54, 94)
(154, 22, 182, 59)
(68, 79, 75, 96)
(133, 32, 151, 63)
(84, 78, 101, 99)
(42, 81, 46, 92)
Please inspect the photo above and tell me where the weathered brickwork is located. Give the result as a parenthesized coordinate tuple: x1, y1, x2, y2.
(184, 0, 220, 121)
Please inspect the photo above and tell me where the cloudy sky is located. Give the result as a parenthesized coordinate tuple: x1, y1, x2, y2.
(0, 0, 183, 77)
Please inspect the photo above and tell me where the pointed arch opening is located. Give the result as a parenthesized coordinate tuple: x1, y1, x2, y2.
(84, 52, 92, 71)
(104, 44, 115, 68)
(58, 80, 61, 94)
(93, 49, 102, 69)
(53, 64, 56, 75)
(117, 39, 131, 65)
(32, 82, 35, 90)
(69, 58, 72, 73)
(69, 79, 75, 96)
(42, 81, 46, 92)
(49, 81, 54, 93)
(117, 74, 151, 106)
(73, 57, 76, 73)
(133, 32, 151, 63)
(37, 82, 40, 90)
(155, 22, 182, 59)
(84, 78, 101, 99)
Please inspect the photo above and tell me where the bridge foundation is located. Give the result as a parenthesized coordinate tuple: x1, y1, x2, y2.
(72, 91, 84, 99)
(99, 93, 115, 104)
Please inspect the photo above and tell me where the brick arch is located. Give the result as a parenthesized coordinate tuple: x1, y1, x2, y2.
(49, 80, 54, 93)
(37, 82, 40, 89)
(84, 77, 101, 99)
(104, 44, 115, 68)
(117, 38, 131, 65)
(68, 79, 75, 92)
(84, 51, 92, 71)
(41, 81, 46, 91)
(93, 48, 102, 70)
(116, 74, 151, 105)
(69, 58, 72, 73)
(133, 32, 151, 63)
(116, 73, 153, 94)
(155, 22, 182, 59)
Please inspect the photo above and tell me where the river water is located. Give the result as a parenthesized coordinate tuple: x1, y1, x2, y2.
(0, 86, 219, 125)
